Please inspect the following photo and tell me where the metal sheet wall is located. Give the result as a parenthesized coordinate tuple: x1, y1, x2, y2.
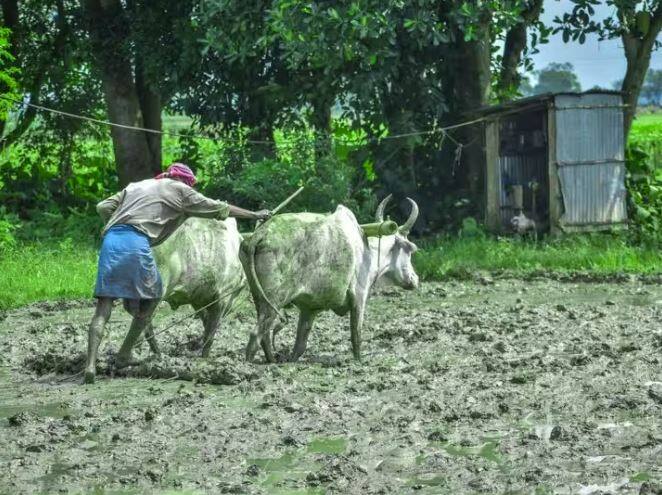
(557, 163, 626, 225)
(553, 94, 627, 227)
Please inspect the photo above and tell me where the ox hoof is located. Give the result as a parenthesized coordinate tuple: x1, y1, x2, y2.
(83, 371, 96, 384)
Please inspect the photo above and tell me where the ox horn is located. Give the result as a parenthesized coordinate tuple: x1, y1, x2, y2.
(399, 198, 419, 235)
(375, 194, 393, 222)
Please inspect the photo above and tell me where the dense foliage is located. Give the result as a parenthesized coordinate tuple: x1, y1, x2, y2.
(0, 27, 18, 120)
(0, 0, 660, 249)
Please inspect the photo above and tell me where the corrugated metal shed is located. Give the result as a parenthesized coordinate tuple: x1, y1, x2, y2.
(477, 91, 627, 234)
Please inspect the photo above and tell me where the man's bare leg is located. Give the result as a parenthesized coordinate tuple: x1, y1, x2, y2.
(84, 297, 114, 384)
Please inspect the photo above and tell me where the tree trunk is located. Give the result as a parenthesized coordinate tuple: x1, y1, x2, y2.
(497, 0, 544, 101)
(621, 6, 662, 138)
(444, 25, 492, 210)
(311, 97, 332, 159)
(83, 0, 161, 186)
(135, 61, 163, 174)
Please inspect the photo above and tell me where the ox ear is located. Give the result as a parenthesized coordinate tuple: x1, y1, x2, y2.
(375, 194, 393, 222)
(398, 198, 419, 236)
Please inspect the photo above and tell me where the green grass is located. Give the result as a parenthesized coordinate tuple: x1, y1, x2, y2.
(0, 243, 97, 310)
(414, 234, 662, 280)
(1, 234, 660, 310)
(630, 111, 662, 168)
(632, 112, 662, 132)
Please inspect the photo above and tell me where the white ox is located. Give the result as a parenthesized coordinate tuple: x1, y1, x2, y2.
(148, 217, 246, 356)
(239, 196, 419, 363)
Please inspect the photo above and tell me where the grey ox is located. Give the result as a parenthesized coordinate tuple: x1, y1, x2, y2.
(239, 196, 419, 363)
(84, 217, 245, 381)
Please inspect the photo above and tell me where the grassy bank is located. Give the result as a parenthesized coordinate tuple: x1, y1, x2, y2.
(0, 243, 97, 310)
(1, 234, 660, 310)
(415, 235, 662, 280)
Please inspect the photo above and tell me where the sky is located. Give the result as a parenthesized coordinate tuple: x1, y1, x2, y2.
(530, 0, 662, 89)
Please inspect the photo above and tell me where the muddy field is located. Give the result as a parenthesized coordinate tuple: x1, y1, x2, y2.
(1, 279, 661, 494)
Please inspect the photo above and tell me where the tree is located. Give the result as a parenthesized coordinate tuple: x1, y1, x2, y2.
(175, 0, 303, 143)
(0, 0, 99, 147)
(533, 62, 582, 94)
(1, 1, 198, 187)
(208, 0, 553, 216)
(82, 0, 198, 186)
(555, 0, 662, 137)
(641, 68, 662, 105)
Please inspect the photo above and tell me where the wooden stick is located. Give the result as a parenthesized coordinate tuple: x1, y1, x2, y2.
(256, 186, 304, 228)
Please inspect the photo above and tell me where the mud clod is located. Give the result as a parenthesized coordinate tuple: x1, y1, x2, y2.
(144, 408, 157, 421)
(7, 411, 36, 427)
(245, 464, 259, 477)
(648, 384, 662, 404)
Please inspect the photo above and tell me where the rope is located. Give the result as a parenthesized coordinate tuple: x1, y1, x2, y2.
(132, 284, 245, 349)
(0, 94, 486, 147)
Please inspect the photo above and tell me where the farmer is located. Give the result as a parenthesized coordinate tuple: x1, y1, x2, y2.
(85, 163, 270, 382)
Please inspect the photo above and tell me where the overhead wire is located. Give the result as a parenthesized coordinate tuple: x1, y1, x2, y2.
(0, 94, 486, 149)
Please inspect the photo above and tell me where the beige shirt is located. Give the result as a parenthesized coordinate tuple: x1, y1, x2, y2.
(97, 178, 230, 246)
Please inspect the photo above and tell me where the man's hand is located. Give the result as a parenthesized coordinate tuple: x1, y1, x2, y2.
(253, 209, 272, 221)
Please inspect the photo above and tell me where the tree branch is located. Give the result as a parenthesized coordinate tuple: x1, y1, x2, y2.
(643, 2, 662, 48)
(497, 0, 544, 101)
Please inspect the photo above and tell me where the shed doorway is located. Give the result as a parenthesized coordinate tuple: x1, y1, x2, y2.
(498, 108, 549, 231)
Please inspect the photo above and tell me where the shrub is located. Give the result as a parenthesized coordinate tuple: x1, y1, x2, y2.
(0, 207, 18, 251)
(625, 143, 662, 244)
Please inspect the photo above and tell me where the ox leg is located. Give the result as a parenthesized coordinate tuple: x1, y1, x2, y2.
(291, 310, 315, 362)
(84, 297, 114, 384)
(144, 323, 160, 356)
(246, 311, 278, 363)
(116, 298, 159, 368)
(350, 302, 366, 361)
(260, 320, 282, 363)
(200, 302, 222, 358)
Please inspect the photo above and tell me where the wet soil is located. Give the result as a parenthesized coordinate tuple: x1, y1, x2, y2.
(1, 280, 661, 494)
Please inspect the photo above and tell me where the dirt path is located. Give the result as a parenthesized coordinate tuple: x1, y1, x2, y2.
(1, 280, 661, 494)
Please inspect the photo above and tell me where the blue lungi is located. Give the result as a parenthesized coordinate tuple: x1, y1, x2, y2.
(94, 224, 163, 300)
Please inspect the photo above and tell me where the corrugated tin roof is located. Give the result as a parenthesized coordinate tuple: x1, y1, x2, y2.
(468, 90, 624, 119)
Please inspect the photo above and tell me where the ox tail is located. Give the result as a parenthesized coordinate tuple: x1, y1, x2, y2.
(247, 242, 287, 323)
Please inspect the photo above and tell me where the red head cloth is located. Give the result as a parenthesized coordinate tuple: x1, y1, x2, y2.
(155, 163, 197, 187)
